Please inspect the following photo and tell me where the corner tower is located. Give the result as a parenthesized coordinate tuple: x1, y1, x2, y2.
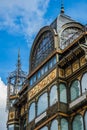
(7, 50, 26, 130)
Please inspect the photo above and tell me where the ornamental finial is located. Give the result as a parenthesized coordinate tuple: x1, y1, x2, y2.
(60, 0, 64, 14)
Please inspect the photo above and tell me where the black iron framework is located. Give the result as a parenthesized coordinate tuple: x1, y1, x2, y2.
(7, 50, 27, 109)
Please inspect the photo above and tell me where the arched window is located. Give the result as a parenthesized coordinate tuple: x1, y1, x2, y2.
(72, 115, 84, 130)
(50, 85, 58, 106)
(84, 111, 87, 130)
(31, 31, 54, 70)
(29, 102, 35, 122)
(51, 119, 58, 130)
(37, 93, 48, 115)
(70, 80, 81, 101)
(81, 73, 87, 94)
(61, 118, 68, 130)
(59, 84, 67, 103)
(40, 126, 48, 130)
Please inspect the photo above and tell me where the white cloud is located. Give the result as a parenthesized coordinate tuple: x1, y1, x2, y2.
(0, 78, 7, 130)
(0, 0, 50, 42)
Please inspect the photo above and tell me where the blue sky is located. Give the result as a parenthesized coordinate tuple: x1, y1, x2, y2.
(0, 0, 87, 84)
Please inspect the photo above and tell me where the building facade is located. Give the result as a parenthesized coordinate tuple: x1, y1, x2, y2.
(7, 8, 87, 130)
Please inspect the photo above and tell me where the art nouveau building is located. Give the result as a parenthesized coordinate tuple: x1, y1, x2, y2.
(7, 7, 87, 130)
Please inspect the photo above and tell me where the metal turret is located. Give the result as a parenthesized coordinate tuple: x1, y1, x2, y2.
(7, 50, 27, 109)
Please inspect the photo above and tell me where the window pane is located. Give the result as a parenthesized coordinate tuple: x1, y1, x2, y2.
(50, 85, 58, 106)
(37, 93, 48, 115)
(72, 115, 84, 130)
(30, 78, 33, 86)
(44, 64, 48, 73)
(61, 118, 68, 130)
(53, 56, 56, 65)
(40, 126, 48, 130)
(60, 84, 67, 103)
(85, 111, 87, 130)
(8, 125, 14, 130)
(49, 59, 53, 69)
(81, 73, 87, 93)
(70, 80, 80, 101)
(29, 102, 35, 122)
(37, 70, 41, 79)
(51, 120, 58, 130)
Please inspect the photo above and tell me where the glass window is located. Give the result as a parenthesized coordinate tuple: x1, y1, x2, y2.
(53, 56, 56, 65)
(50, 85, 58, 106)
(40, 126, 48, 130)
(33, 75, 36, 83)
(84, 111, 87, 130)
(51, 119, 58, 130)
(37, 70, 41, 79)
(37, 93, 48, 115)
(72, 115, 84, 130)
(59, 84, 67, 103)
(49, 59, 53, 69)
(41, 67, 44, 76)
(31, 31, 54, 70)
(61, 118, 68, 130)
(70, 80, 81, 101)
(8, 125, 14, 130)
(44, 64, 48, 73)
(29, 102, 35, 122)
(30, 78, 33, 86)
(81, 73, 87, 94)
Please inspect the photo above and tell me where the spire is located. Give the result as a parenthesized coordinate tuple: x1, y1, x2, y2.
(60, 0, 64, 14)
(16, 49, 21, 72)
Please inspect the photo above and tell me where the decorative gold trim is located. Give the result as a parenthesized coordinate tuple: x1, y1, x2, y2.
(72, 61, 79, 72)
(28, 69, 57, 100)
(9, 112, 15, 120)
(59, 68, 64, 77)
(80, 56, 86, 66)
(65, 66, 72, 77)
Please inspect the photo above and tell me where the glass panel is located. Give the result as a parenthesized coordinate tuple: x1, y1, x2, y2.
(30, 78, 33, 86)
(37, 93, 48, 115)
(33, 75, 36, 83)
(53, 56, 56, 65)
(40, 126, 48, 130)
(70, 80, 81, 101)
(72, 115, 84, 130)
(44, 64, 48, 73)
(8, 125, 14, 130)
(50, 85, 58, 106)
(61, 118, 68, 130)
(29, 102, 35, 122)
(60, 84, 67, 103)
(85, 111, 87, 130)
(81, 73, 87, 94)
(41, 67, 44, 76)
(37, 70, 41, 79)
(51, 119, 58, 130)
(31, 31, 54, 70)
(49, 59, 53, 69)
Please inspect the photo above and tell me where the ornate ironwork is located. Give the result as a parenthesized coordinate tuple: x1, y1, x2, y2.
(7, 50, 27, 109)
